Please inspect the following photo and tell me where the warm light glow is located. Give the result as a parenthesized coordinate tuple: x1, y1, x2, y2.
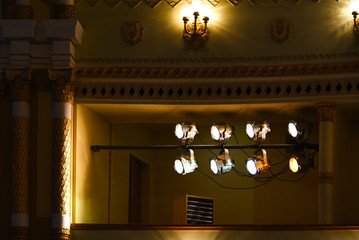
(289, 157, 300, 173)
(175, 123, 184, 139)
(210, 125, 221, 141)
(180, 0, 214, 22)
(246, 158, 257, 175)
(350, 1, 359, 13)
(246, 123, 255, 139)
(174, 159, 184, 174)
(210, 158, 219, 174)
(288, 121, 298, 138)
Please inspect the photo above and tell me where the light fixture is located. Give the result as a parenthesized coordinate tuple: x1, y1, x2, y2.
(175, 122, 198, 144)
(288, 120, 312, 143)
(174, 149, 198, 175)
(289, 151, 314, 173)
(246, 121, 271, 143)
(353, 10, 359, 34)
(209, 148, 235, 175)
(210, 123, 233, 144)
(182, 11, 209, 50)
(245, 149, 270, 175)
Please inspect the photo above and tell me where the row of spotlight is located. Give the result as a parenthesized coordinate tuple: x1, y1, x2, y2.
(173, 121, 313, 176)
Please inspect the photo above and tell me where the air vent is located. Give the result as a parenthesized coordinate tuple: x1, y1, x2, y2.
(186, 196, 214, 224)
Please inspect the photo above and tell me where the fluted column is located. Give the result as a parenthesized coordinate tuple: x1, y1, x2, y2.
(55, 0, 75, 19)
(7, 68, 32, 240)
(316, 102, 336, 224)
(49, 68, 74, 240)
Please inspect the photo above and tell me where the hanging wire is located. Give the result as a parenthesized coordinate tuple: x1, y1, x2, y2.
(196, 168, 278, 190)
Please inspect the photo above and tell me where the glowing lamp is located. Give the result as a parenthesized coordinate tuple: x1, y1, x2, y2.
(209, 149, 234, 175)
(245, 149, 270, 175)
(174, 149, 198, 175)
(210, 123, 233, 143)
(175, 123, 198, 144)
(246, 121, 271, 143)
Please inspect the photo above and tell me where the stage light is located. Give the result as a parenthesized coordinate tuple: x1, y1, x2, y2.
(246, 121, 271, 143)
(209, 148, 234, 175)
(289, 151, 313, 173)
(175, 123, 198, 144)
(245, 149, 270, 175)
(210, 123, 233, 143)
(174, 149, 198, 175)
(287, 121, 312, 143)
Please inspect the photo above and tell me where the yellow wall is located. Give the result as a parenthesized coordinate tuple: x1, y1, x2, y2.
(74, 104, 111, 223)
(75, 0, 355, 60)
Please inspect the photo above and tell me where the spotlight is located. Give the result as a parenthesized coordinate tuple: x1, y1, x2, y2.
(174, 149, 198, 175)
(210, 123, 233, 143)
(209, 149, 235, 175)
(245, 149, 270, 175)
(175, 123, 198, 144)
(246, 121, 271, 143)
(289, 151, 313, 173)
(288, 121, 312, 143)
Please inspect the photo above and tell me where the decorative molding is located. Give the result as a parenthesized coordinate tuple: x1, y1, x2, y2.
(75, 53, 359, 65)
(55, 4, 76, 19)
(84, 0, 338, 8)
(6, 68, 32, 102)
(315, 102, 336, 122)
(122, 21, 145, 45)
(49, 68, 75, 103)
(15, 5, 33, 19)
(75, 76, 359, 102)
(268, 19, 292, 44)
(318, 172, 333, 184)
(75, 61, 359, 79)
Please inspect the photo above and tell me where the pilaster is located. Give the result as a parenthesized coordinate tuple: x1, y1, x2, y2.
(6, 68, 32, 240)
(49, 68, 74, 240)
(315, 102, 336, 224)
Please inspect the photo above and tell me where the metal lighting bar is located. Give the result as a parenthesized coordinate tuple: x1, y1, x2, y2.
(91, 143, 319, 152)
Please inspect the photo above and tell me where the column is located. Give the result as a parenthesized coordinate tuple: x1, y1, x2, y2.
(55, 0, 75, 19)
(7, 68, 32, 240)
(49, 68, 74, 240)
(316, 102, 335, 224)
(15, 0, 33, 19)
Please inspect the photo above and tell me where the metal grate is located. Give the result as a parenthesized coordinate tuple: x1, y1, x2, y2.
(186, 196, 214, 224)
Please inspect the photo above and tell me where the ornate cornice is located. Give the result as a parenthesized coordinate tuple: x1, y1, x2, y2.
(76, 53, 359, 65)
(315, 102, 336, 122)
(6, 68, 32, 102)
(49, 68, 75, 103)
(75, 61, 359, 79)
(85, 0, 338, 8)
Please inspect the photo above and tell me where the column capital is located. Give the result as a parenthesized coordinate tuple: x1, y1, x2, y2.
(315, 102, 336, 122)
(48, 68, 75, 103)
(55, 4, 76, 19)
(6, 68, 32, 102)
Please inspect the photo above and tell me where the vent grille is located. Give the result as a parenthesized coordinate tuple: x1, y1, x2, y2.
(186, 196, 214, 224)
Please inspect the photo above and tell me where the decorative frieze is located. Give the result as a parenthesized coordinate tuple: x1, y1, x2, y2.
(49, 68, 75, 103)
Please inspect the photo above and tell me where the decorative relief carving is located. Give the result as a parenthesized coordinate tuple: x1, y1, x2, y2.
(122, 21, 145, 45)
(49, 69, 75, 103)
(52, 118, 72, 217)
(268, 18, 292, 43)
(52, 226, 71, 240)
(84, 0, 337, 8)
(6, 68, 32, 102)
(55, 4, 76, 19)
(75, 61, 359, 79)
(15, 4, 33, 19)
(315, 102, 336, 122)
(318, 172, 333, 184)
(76, 52, 359, 65)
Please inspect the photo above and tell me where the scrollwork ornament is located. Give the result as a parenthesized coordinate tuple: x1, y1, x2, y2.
(268, 18, 292, 43)
(48, 68, 75, 103)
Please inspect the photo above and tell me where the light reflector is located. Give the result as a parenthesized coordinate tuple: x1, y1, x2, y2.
(246, 121, 271, 143)
(245, 149, 270, 175)
(210, 123, 233, 143)
(175, 123, 198, 144)
(209, 149, 234, 175)
(174, 149, 198, 175)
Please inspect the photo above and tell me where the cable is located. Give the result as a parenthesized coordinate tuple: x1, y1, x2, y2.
(197, 135, 218, 156)
(233, 132, 251, 158)
(196, 168, 277, 190)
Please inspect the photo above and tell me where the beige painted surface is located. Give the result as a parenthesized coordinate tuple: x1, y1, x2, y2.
(75, 0, 355, 60)
(75, 104, 111, 223)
